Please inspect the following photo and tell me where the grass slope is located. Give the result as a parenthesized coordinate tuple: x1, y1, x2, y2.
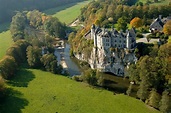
(138, 0, 170, 5)
(0, 69, 160, 113)
(44, 1, 90, 25)
(0, 31, 13, 59)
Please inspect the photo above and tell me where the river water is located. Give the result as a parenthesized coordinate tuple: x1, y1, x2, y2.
(54, 43, 81, 76)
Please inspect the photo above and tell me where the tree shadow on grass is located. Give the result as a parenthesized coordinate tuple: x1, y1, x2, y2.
(8, 69, 35, 87)
(0, 88, 28, 113)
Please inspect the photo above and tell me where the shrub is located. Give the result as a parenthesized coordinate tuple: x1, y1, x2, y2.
(136, 32, 143, 38)
(72, 75, 83, 82)
(0, 76, 5, 100)
(83, 69, 97, 86)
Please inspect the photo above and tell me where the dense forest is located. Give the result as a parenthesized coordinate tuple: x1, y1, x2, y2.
(0, 0, 83, 23)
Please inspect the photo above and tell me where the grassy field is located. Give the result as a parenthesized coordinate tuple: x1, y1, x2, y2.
(0, 31, 13, 59)
(0, 69, 160, 113)
(44, 1, 90, 25)
(138, 0, 170, 5)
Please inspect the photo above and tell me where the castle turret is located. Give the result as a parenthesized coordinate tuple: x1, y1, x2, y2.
(126, 32, 131, 49)
(126, 28, 136, 49)
(91, 24, 97, 47)
(91, 24, 95, 40)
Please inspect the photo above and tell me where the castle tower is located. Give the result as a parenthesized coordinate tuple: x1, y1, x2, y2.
(126, 31, 131, 49)
(91, 24, 97, 47)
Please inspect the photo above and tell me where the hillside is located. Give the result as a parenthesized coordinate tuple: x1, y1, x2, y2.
(44, 1, 90, 25)
(0, 0, 83, 23)
(0, 69, 160, 113)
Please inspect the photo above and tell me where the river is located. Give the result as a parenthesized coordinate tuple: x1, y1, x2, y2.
(54, 43, 81, 76)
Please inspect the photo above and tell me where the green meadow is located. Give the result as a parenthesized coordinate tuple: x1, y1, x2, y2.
(138, 0, 170, 5)
(44, 1, 90, 25)
(0, 69, 160, 113)
(0, 31, 13, 59)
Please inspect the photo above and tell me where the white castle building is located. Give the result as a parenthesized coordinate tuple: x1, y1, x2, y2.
(87, 24, 137, 76)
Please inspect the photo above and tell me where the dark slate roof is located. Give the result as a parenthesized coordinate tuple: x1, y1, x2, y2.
(150, 18, 164, 27)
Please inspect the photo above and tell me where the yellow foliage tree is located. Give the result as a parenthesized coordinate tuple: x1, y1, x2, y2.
(130, 17, 142, 28)
(163, 20, 171, 35)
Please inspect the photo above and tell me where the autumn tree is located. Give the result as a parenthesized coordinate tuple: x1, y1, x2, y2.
(130, 17, 142, 28)
(163, 20, 171, 35)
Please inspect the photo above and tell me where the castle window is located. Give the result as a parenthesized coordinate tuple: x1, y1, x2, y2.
(106, 39, 109, 42)
(106, 43, 109, 46)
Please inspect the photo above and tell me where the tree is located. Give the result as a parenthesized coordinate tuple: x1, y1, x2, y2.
(44, 17, 66, 38)
(27, 10, 43, 28)
(163, 20, 171, 35)
(126, 84, 133, 96)
(0, 56, 18, 79)
(147, 89, 161, 109)
(137, 78, 149, 101)
(6, 40, 30, 64)
(159, 90, 171, 113)
(83, 69, 97, 86)
(0, 76, 5, 99)
(130, 17, 142, 28)
(26, 46, 42, 68)
(10, 12, 27, 41)
(117, 17, 128, 32)
(128, 64, 140, 84)
(41, 54, 60, 74)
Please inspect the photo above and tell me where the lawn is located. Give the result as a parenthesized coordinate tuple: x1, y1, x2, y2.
(44, 1, 90, 25)
(0, 69, 160, 113)
(0, 31, 13, 59)
(138, 0, 170, 5)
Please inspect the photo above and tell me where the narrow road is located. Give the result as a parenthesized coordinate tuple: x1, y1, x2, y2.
(136, 33, 159, 43)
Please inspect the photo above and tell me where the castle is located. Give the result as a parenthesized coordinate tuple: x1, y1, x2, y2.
(87, 25, 137, 76)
